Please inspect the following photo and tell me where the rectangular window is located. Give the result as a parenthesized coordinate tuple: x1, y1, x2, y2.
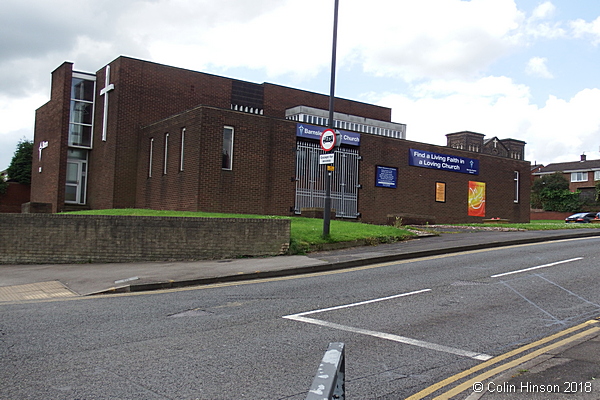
(514, 171, 520, 203)
(71, 78, 95, 101)
(149, 138, 154, 178)
(163, 133, 169, 175)
(571, 172, 587, 182)
(180, 128, 186, 172)
(222, 126, 234, 170)
(595, 171, 600, 181)
(69, 75, 95, 149)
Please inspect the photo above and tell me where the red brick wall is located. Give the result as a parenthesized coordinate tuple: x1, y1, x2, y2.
(31, 62, 72, 213)
(358, 135, 531, 224)
(0, 214, 290, 264)
(0, 183, 30, 213)
(136, 104, 530, 224)
(88, 57, 235, 210)
(566, 172, 595, 191)
(137, 107, 297, 216)
(35, 56, 528, 224)
(263, 83, 392, 121)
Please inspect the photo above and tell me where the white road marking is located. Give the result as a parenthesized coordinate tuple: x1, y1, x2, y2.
(490, 257, 583, 278)
(290, 288, 432, 317)
(285, 315, 492, 361)
(283, 289, 492, 361)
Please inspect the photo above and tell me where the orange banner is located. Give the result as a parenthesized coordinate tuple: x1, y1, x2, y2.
(468, 181, 486, 217)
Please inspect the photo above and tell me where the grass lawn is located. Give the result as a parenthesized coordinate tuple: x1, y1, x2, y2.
(63, 209, 416, 253)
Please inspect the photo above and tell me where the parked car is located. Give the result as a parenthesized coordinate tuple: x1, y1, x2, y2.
(565, 212, 600, 223)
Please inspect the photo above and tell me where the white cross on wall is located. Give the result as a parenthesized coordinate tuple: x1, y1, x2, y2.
(38, 141, 48, 161)
(99, 65, 115, 142)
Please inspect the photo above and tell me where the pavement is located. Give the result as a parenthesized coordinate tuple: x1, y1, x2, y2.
(1, 226, 600, 399)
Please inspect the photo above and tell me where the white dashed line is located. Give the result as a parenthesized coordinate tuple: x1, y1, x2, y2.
(491, 257, 583, 278)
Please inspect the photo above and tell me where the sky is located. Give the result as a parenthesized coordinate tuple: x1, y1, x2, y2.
(1, 0, 599, 170)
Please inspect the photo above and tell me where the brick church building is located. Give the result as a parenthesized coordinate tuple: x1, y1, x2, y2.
(31, 56, 530, 224)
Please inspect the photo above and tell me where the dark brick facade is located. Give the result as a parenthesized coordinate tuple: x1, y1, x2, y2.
(0, 183, 30, 213)
(0, 214, 290, 264)
(32, 56, 530, 224)
(137, 107, 297, 215)
(359, 135, 530, 224)
(31, 62, 72, 213)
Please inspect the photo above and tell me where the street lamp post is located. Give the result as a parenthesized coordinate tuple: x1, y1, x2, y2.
(323, 0, 339, 237)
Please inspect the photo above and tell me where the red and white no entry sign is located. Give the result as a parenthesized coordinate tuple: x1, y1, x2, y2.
(320, 129, 336, 152)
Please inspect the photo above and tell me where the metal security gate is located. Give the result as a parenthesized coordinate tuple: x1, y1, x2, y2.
(295, 141, 360, 218)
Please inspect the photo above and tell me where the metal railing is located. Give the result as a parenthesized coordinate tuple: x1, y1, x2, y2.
(305, 342, 346, 400)
(295, 141, 359, 218)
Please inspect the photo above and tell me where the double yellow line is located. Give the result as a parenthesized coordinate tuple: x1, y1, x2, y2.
(407, 319, 600, 400)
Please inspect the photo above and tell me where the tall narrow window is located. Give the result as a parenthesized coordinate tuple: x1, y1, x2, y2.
(514, 171, 520, 203)
(180, 128, 186, 172)
(222, 126, 234, 170)
(69, 74, 96, 148)
(149, 138, 154, 178)
(163, 133, 169, 175)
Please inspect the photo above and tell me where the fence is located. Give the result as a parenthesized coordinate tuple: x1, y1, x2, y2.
(295, 141, 360, 219)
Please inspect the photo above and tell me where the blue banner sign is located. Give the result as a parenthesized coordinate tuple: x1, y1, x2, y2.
(296, 124, 360, 146)
(376, 166, 397, 188)
(409, 149, 479, 175)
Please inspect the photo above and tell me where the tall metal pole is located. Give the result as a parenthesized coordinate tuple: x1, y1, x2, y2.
(323, 0, 339, 237)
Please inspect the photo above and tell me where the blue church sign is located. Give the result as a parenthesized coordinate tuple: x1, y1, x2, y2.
(376, 166, 397, 188)
(296, 124, 360, 146)
(409, 149, 479, 175)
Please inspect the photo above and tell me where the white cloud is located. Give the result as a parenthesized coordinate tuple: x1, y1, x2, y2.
(375, 79, 600, 164)
(523, 1, 566, 40)
(339, 0, 524, 81)
(525, 57, 553, 79)
(530, 1, 556, 20)
(570, 16, 600, 45)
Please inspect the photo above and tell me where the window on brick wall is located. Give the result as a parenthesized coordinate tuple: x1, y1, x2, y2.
(69, 76, 95, 148)
(149, 138, 154, 178)
(595, 171, 600, 181)
(180, 128, 185, 172)
(222, 126, 234, 170)
(163, 133, 169, 175)
(514, 171, 519, 203)
(571, 172, 587, 182)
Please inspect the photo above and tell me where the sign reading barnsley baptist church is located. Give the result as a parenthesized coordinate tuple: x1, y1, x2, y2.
(296, 124, 360, 146)
(409, 149, 479, 175)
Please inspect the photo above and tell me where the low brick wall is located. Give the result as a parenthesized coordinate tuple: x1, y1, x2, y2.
(0, 214, 290, 264)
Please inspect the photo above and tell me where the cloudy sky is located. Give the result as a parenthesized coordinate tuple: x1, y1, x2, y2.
(1, 0, 599, 170)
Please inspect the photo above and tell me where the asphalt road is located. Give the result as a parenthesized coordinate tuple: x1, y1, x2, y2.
(1, 236, 599, 399)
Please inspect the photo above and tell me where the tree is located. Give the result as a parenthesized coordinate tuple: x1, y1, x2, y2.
(6, 139, 33, 185)
(531, 172, 581, 212)
(0, 171, 7, 195)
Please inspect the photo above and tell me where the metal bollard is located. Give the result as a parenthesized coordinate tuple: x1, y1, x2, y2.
(305, 342, 345, 400)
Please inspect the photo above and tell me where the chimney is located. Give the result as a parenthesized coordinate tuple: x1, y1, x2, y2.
(581, 153, 587, 162)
